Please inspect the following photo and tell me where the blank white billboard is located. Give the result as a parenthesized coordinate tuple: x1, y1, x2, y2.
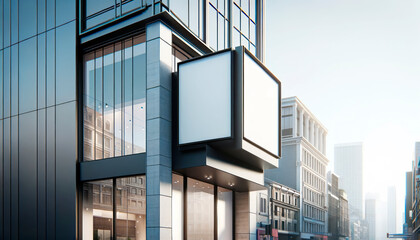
(178, 51, 232, 145)
(243, 53, 279, 156)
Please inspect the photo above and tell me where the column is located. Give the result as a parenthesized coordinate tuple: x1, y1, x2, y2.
(293, 104, 298, 137)
(310, 120, 315, 145)
(146, 21, 173, 239)
(323, 133, 327, 155)
(299, 109, 304, 138)
(305, 115, 309, 140)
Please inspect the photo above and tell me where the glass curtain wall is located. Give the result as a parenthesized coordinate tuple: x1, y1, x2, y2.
(170, 0, 258, 55)
(83, 175, 146, 240)
(83, 34, 146, 161)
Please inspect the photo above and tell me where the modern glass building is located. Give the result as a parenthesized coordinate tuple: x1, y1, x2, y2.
(0, 0, 281, 239)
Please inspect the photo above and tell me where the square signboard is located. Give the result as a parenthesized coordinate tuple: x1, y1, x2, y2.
(243, 53, 280, 156)
(178, 51, 232, 145)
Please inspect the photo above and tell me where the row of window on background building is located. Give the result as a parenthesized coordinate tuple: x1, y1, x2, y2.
(83, 34, 146, 161)
(303, 221, 324, 234)
(302, 203, 325, 222)
(303, 167, 326, 194)
(302, 149, 326, 176)
(303, 186, 324, 207)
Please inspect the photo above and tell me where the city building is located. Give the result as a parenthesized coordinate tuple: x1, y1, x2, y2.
(387, 186, 397, 235)
(412, 142, 420, 239)
(365, 198, 376, 240)
(266, 179, 300, 240)
(327, 172, 350, 240)
(265, 96, 329, 240)
(405, 171, 413, 234)
(334, 142, 364, 220)
(339, 189, 350, 240)
(0, 1, 284, 239)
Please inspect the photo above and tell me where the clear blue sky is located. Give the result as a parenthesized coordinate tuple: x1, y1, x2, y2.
(266, 0, 420, 232)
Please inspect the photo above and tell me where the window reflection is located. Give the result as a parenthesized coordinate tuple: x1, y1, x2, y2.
(83, 179, 114, 240)
(187, 178, 214, 240)
(83, 176, 146, 240)
(232, 0, 257, 55)
(116, 176, 146, 240)
(83, 34, 146, 161)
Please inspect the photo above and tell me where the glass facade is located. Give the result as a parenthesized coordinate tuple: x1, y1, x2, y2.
(232, 0, 257, 55)
(83, 34, 146, 161)
(82, 0, 147, 32)
(82, 176, 146, 240)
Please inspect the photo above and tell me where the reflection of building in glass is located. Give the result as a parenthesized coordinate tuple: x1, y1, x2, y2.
(83, 176, 146, 240)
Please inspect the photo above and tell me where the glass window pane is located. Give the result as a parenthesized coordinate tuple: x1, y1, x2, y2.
(83, 179, 113, 240)
(233, 28, 240, 48)
(116, 176, 146, 239)
(250, 21, 256, 44)
(250, 0, 256, 21)
(208, 5, 218, 50)
(95, 49, 104, 160)
(241, 11, 249, 38)
(171, 0, 189, 26)
(83, 34, 145, 161)
(132, 38, 146, 154)
(123, 39, 133, 155)
(172, 174, 184, 240)
(218, 13, 225, 50)
(217, 187, 233, 240)
(189, 0, 199, 36)
(103, 46, 115, 158)
(187, 178, 214, 240)
(218, 0, 225, 16)
(241, 0, 249, 15)
(233, 4, 240, 30)
(114, 43, 123, 157)
(122, 0, 142, 15)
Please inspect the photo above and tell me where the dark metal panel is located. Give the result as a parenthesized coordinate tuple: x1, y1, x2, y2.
(38, 33, 47, 109)
(3, 48, 10, 118)
(0, 120, 3, 237)
(18, 0, 37, 41)
(10, 45, 17, 117)
(55, 102, 76, 239)
(37, 109, 47, 240)
(0, 0, 3, 49)
(3, 118, 10, 240)
(18, 37, 37, 114)
(46, 106, 55, 240)
(3, 0, 10, 48)
(38, 0, 46, 34)
(18, 112, 37, 239)
(56, 0, 76, 26)
(0, 50, 3, 119)
(46, 29, 55, 107)
(46, 0, 55, 30)
(10, 116, 18, 240)
(79, 153, 146, 181)
(10, 0, 17, 45)
(56, 21, 76, 104)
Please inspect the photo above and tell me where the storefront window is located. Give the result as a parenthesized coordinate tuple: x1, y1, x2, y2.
(187, 178, 214, 240)
(83, 34, 146, 161)
(217, 187, 233, 240)
(83, 175, 146, 240)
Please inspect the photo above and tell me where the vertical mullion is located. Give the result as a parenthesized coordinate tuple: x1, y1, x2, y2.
(101, 48, 104, 159)
(113, 178, 116, 240)
(113, 43, 115, 158)
(131, 38, 134, 152)
(93, 52, 96, 161)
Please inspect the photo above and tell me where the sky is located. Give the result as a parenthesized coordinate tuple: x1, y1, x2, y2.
(265, 0, 420, 233)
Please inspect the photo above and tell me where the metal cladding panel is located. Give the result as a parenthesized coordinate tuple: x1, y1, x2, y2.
(178, 50, 232, 145)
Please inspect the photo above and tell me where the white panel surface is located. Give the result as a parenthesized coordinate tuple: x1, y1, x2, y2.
(244, 54, 280, 155)
(179, 51, 232, 144)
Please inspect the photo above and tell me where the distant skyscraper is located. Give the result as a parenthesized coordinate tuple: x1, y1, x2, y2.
(365, 198, 376, 240)
(334, 142, 364, 220)
(387, 186, 397, 234)
(405, 171, 413, 233)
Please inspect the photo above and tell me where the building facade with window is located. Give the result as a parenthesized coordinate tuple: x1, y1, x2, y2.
(265, 96, 329, 240)
(0, 1, 283, 240)
(327, 172, 350, 240)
